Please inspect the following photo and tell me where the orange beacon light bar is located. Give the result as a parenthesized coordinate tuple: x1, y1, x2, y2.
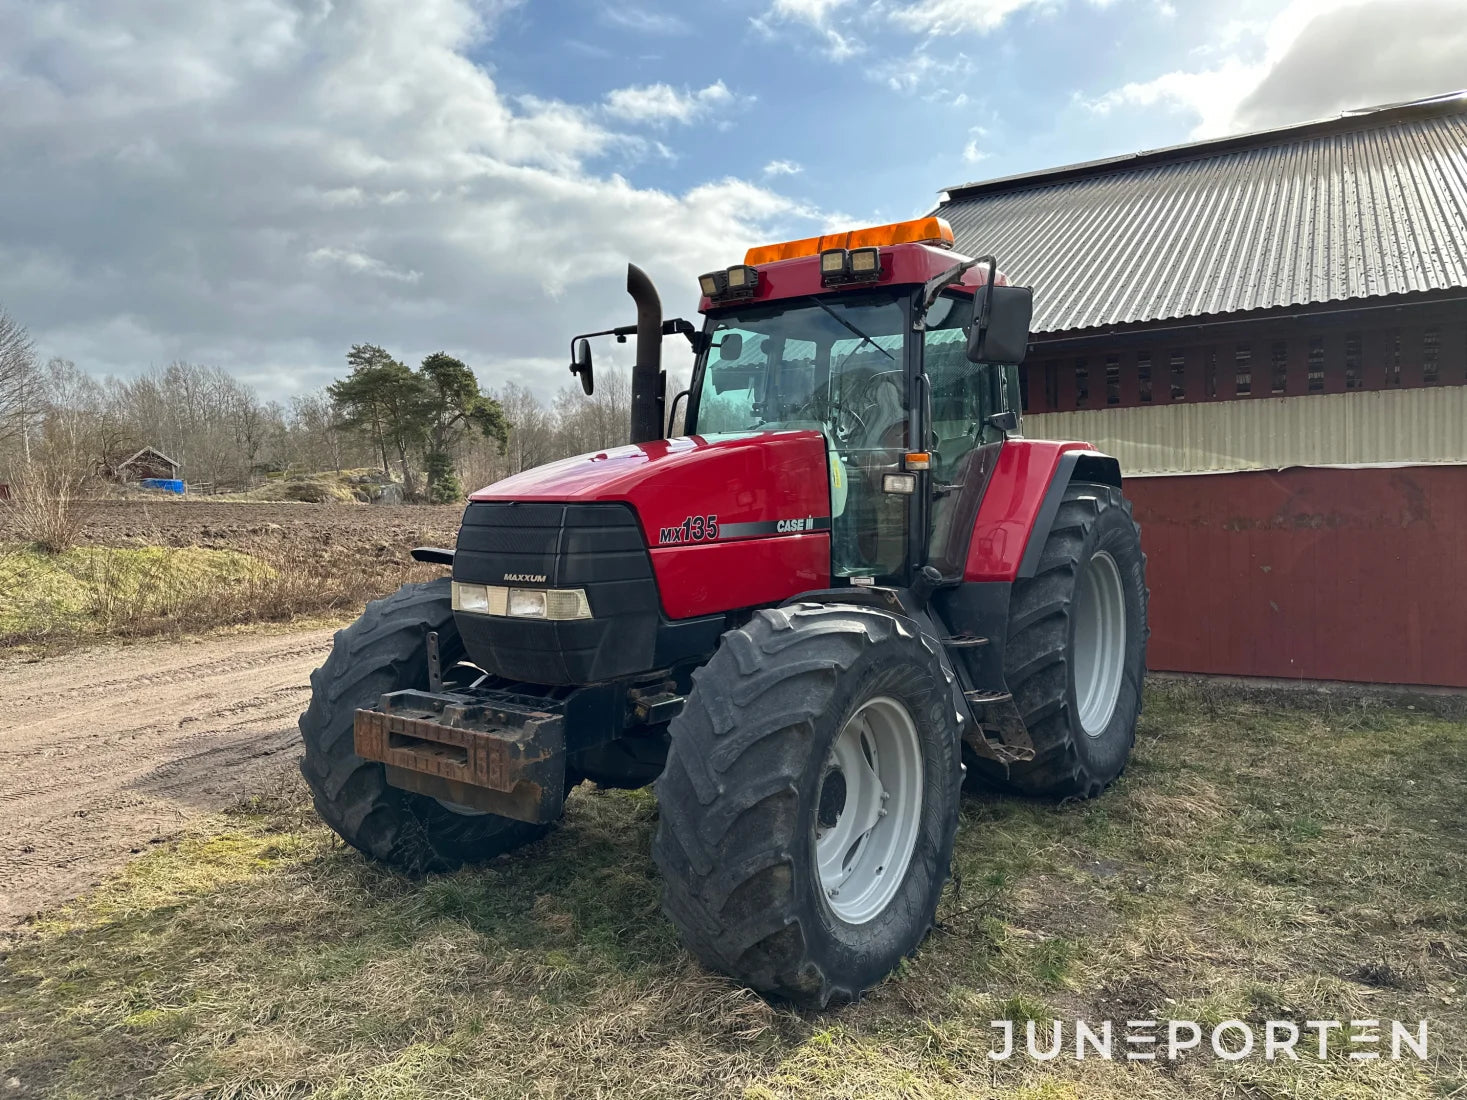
(744, 216, 955, 267)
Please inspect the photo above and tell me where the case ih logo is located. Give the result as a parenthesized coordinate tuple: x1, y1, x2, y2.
(777, 516, 817, 533)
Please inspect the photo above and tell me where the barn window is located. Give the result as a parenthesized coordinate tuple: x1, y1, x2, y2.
(1307, 337, 1325, 391)
(1075, 360, 1089, 407)
(1386, 331, 1401, 386)
(1234, 346, 1252, 395)
(1423, 327, 1441, 385)
(1105, 356, 1121, 405)
(1137, 353, 1152, 402)
(1271, 341, 1288, 394)
(1169, 351, 1186, 401)
(1345, 334, 1362, 389)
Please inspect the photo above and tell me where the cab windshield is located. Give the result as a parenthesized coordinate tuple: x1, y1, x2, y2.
(687, 289, 1002, 582)
(691, 293, 908, 445)
(689, 292, 911, 578)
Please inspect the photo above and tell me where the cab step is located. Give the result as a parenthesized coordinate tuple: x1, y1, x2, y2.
(944, 634, 991, 649)
(963, 689, 1011, 705)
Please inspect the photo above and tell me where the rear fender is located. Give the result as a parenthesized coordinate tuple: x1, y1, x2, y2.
(964, 441, 1119, 582)
(936, 442, 1122, 765)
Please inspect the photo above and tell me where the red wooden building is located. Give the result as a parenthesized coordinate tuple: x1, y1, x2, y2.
(939, 92, 1467, 688)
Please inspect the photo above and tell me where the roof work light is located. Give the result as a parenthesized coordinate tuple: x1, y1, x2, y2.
(700, 264, 760, 303)
(849, 247, 882, 276)
(723, 265, 759, 298)
(820, 244, 884, 287)
(820, 249, 849, 278)
(698, 270, 728, 298)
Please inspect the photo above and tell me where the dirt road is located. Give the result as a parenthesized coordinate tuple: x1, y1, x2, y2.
(0, 627, 335, 926)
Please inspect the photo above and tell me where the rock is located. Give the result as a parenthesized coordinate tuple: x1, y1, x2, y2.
(374, 483, 405, 505)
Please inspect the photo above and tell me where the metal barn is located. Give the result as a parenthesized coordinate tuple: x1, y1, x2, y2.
(939, 92, 1467, 688)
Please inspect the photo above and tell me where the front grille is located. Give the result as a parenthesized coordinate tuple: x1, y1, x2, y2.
(452, 502, 659, 685)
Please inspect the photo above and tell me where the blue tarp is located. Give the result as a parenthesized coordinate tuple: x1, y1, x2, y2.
(140, 478, 185, 494)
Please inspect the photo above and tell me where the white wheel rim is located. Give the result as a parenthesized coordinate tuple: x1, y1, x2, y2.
(815, 696, 923, 925)
(1074, 549, 1126, 737)
(436, 799, 488, 816)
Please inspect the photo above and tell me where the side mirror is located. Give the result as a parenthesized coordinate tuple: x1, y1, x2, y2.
(717, 332, 743, 361)
(966, 284, 1033, 366)
(570, 337, 594, 395)
(986, 409, 1019, 434)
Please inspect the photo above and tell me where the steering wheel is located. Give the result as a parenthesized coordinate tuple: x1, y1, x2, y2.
(787, 395, 868, 447)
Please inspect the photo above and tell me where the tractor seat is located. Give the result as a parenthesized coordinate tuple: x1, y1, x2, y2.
(854, 377, 907, 455)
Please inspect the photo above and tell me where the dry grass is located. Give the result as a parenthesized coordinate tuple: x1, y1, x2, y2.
(1, 683, 1464, 1098)
(0, 534, 439, 650)
(211, 469, 396, 505)
(0, 463, 96, 553)
(0, 505, 457, 650)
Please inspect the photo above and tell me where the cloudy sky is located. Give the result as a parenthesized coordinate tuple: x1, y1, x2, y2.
(2, 0, 1465, 401)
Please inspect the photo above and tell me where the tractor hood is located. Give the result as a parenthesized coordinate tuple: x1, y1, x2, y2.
(470, 430, 832, 552)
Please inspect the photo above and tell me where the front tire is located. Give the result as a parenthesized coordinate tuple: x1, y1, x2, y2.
(652, 603, 962, 1005)
(298, 578, 551, 873)
(992, 481, 1148, 797)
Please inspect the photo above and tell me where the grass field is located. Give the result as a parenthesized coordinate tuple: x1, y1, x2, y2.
(0, 500, 462, 650)
(2, 682, 1464, 1099)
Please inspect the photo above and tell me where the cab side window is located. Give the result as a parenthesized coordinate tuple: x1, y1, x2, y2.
(922, 294, 1007, 482)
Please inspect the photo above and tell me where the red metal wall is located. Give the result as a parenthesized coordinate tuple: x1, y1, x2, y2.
(1127, 465, 1467, 688)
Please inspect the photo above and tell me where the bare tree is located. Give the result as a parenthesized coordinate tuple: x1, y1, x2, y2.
(553, 367, 631, 457)
(0, 304, 40, 461)
(286, 390, 354, 474)
(666, 370, 689, 436)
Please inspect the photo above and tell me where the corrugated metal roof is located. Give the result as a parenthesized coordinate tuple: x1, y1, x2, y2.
(938, 94, 1467, 335)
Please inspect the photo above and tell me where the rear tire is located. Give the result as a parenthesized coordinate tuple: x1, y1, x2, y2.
(653, 603, 962, 1006)
(299, 578, 551, 873)
(986, 481, 1148, 797)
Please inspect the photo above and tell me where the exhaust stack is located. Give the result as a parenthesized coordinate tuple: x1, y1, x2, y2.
(626, 263, 664, 444)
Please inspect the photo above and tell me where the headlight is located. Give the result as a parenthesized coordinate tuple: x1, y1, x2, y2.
(451, 581, 489, 613)
(508, 588, 547, 618)
(455, 581, 592, 621)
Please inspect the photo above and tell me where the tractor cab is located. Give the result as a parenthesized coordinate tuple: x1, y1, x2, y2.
(682, 217, 1031, 584)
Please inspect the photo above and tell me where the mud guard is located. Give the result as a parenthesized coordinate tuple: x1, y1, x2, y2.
(1016, 451, 1120, 578)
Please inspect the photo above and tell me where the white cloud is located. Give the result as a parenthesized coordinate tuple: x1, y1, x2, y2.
(1083, 62, 1260, 136)
(603, 80, 734, 125)
(874, 47, 974, 99)
(0, 1, 817, 400)
(752, 0, 862, 59)
(961, 126, 989, 164)
(308, 248, 423, 284)
(1082, 0, 1467, 137)
(763, 159, 803, 176)
(763, 0, 1068, 60)
(769, 0, 854, 22)
(600, 6, 691, 35)
(890, 0, 1053, 35)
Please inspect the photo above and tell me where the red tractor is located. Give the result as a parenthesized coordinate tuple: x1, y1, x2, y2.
(301, 216, 1147, 1006)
